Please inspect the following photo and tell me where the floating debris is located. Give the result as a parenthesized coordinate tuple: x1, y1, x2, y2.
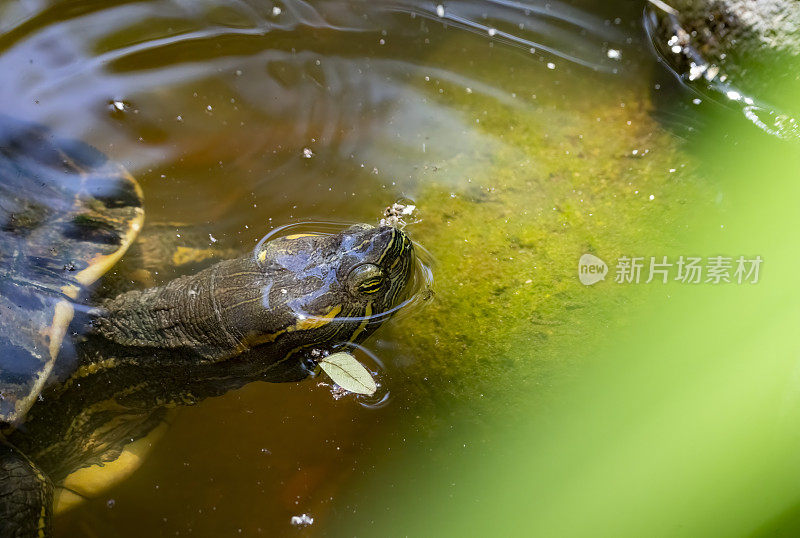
(319, 352, 377, 396)
(317, 381, 351, 400)
(380, 202, 417, 228)
(107, 99, 131, 117)
(290, 513, 314, 527)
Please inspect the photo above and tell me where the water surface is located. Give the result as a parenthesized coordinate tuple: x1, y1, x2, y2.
(0, 0, 729, 535)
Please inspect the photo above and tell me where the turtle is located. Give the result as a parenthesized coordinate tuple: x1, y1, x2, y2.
(0, 114, 416, 537)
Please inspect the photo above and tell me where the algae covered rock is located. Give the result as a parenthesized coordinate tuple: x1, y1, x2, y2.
(646, 0, 800, 138)
(375, 36, 722, 411)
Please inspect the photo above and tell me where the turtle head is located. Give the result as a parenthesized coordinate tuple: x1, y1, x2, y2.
(86, 224, 416, 396)
(93, 224, 414, 373)
(218, 224, 415, 368)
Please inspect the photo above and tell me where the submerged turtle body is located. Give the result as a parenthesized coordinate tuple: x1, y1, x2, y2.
(0, 116, 416, 537)
(0, 115, 144, 424)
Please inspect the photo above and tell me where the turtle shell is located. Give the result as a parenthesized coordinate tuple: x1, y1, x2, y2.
(0, 115, 144, 425)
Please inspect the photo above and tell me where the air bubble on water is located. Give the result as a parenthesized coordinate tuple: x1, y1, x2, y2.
(606, 49, 621, 60)
(487, 28, 497, 37)
(272, 6, 282, 16)
(302, 148, 313, 158)
(547, 62, 556, 70)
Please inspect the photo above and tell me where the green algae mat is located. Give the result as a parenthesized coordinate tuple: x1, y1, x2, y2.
(379, 36, 722, 409)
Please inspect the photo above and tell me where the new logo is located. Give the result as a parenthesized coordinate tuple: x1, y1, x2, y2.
(578, 254, 608, 286)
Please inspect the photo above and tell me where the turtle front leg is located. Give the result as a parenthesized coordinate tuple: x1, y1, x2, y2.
(0, 440, 52, 538)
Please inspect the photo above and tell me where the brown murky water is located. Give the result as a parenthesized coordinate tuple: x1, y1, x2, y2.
(0, 0, 712, 535)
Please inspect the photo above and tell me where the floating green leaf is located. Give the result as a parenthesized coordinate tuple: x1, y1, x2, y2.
(319, 352, 377, 395)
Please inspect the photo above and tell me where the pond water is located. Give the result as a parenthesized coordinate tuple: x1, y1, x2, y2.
(0, 0, 750, 536)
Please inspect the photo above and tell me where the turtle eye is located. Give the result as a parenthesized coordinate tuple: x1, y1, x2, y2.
(347, 264, 387, 295)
